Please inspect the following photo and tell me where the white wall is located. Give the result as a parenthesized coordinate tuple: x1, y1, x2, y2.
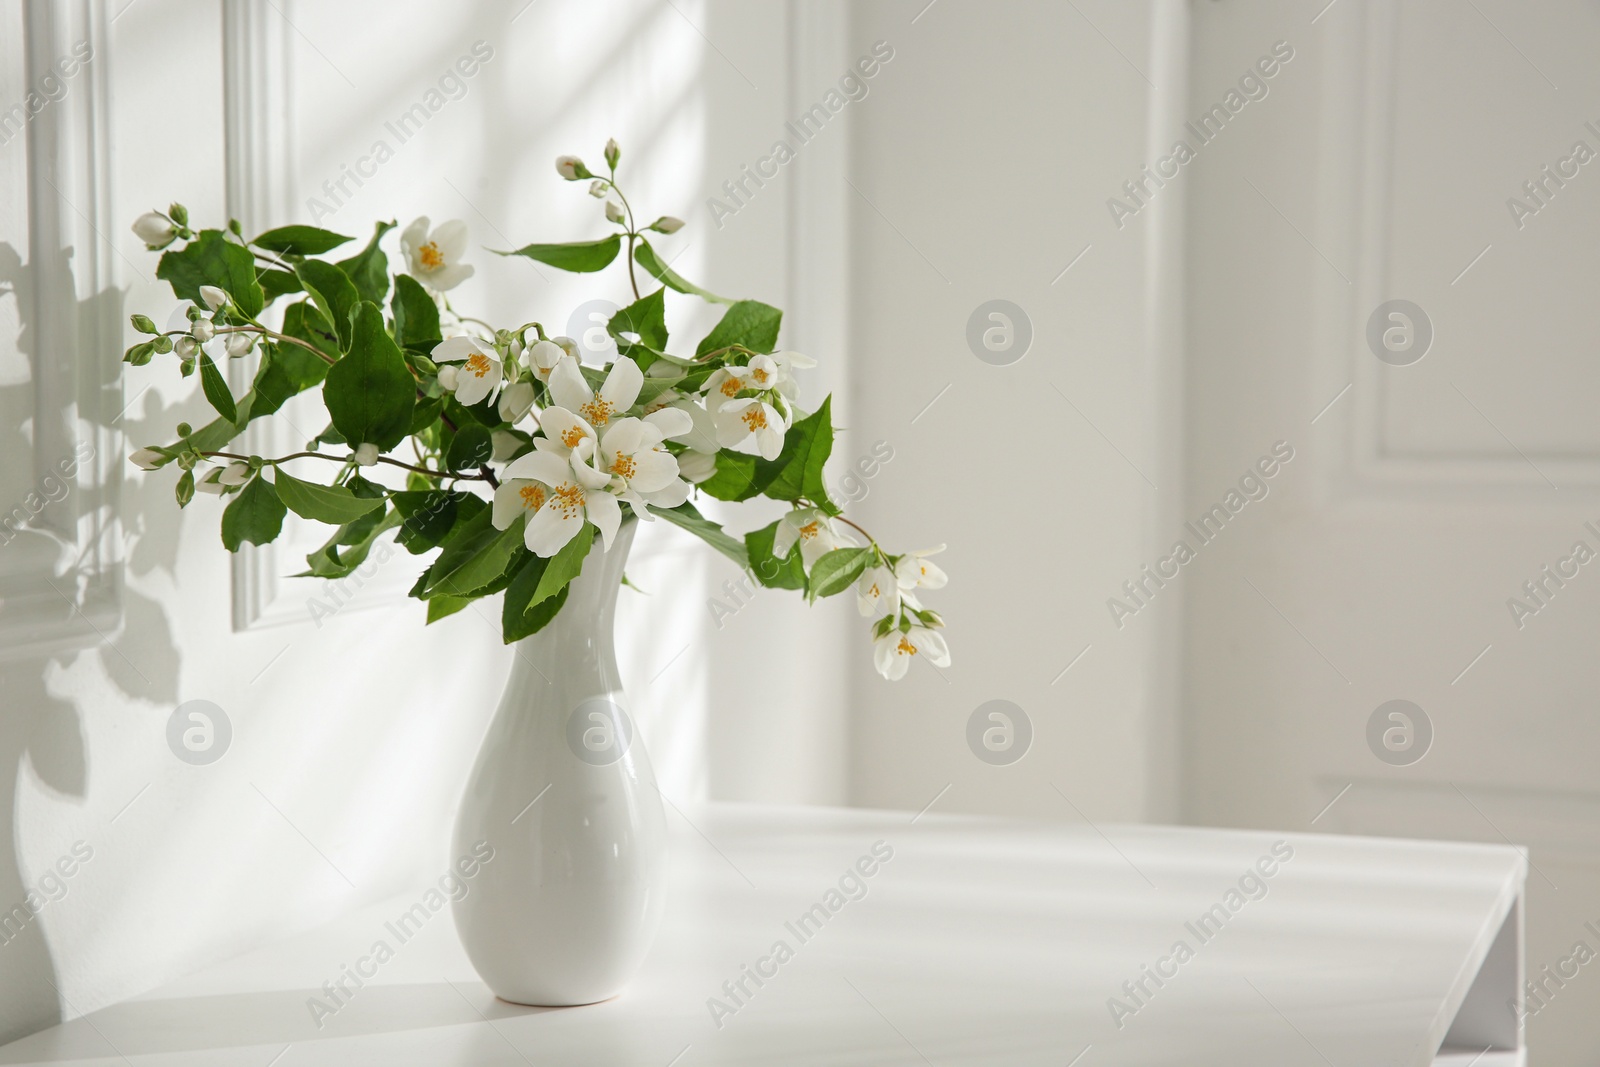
(1182, 1, 1600, 1062)
(844, 0, 1187, 824)
(0, 0, 850, 1043)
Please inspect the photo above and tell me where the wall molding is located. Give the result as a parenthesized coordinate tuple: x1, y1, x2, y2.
(0, 0, 123, 661)
(220, 1, 415, 630)
(1311, 0, 1600, 499)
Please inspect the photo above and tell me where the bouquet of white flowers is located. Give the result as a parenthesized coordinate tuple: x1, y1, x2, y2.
(124, 140, 949, 680)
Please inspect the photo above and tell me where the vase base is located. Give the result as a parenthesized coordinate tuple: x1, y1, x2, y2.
(493, 992, 622, 1009)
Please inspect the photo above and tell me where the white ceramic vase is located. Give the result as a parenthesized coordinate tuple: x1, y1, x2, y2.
(451, 519, 668, 1005)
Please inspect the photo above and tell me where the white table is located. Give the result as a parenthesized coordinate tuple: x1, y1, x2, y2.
(0, 804, 1527, 1066)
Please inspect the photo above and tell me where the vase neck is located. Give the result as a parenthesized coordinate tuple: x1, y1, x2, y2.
(509, 519, 635, 688)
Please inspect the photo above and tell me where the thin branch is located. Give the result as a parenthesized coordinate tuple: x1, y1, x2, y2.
(215, 325, 335, 366)
(202, 449, 491, 482)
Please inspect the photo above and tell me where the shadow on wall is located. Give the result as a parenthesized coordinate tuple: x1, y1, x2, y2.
(0, 237, 179, 1045)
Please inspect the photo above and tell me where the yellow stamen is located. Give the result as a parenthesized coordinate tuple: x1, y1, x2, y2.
(610, 453, 636, 479)
(741, 406, 768, 431)
(719, 376, 742, 398)
(751, 367, 770, 384)
(519, 484, 546, 511)
(419, 241, 444, 269)
(465, 353, 492, 378)
(552, 482, 585, 518)
(897, 636, 917, 656)
(580, 396, 615, 427)
(798, 520, 820, 540)
(868, 583, 880, 597)
(561, 426, 586, 449)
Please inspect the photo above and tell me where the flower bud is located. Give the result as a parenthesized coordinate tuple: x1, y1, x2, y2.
(556, 155, 591, 181)
(490, 429, 524, 462)
(605, 201, 625, 224)
(132, 211, 176, 248)
(219, 461, 251, 486)
(437, 365, 459, 390)
(196, 471, 226, 495)
(604, 137, 620, 169)
(175, 422, 193, 437)
(353, 443, 380, 467)
(588, 180, 608, 199)
(552, 336, 580, 360)
(167, 202, 189, 227)
(225, 332, 254, 357)
(130, 447, 166, 471)
(191, 320, 215, 343)
(677, 450, 717, 484)
(498, 381, 537, 424)
(648, 216, 685, 234)
(199, 285, 229, 311)
(130, 313, 157, 334)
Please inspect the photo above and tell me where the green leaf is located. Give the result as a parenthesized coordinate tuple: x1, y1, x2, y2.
(156, 230, 265, 317)
(197, 354, 238, 422)
(500, 235, 621, 273)
(221, 475, 287, 551)
(697, 451, 763, 501)
(761, 396, 834, 508)
(608, 287, 668, 352)
(294, 260, 361, 352)
(259, 268, 304, 301)
(529, 523, 594, 607)
(252, 225, 355, 256)
(428, 517, 524, 598)
(653, 501, 747, 567)
(251, 337, 331, 419)
(273, 468, 387, 525)
(445, 422, 492, 471)
(392, 489, 460, 553)
(280, 300, 339, 359)
(426, 595, 475, 623)
(502, 581, 568, 643)
(300, 507, 402, 578)
(324, 302, 416, 450)
(635, 239, 734, 304)
(808, 547, 872, 600)
(391, 274, 441, 348)
(696, 299, 782, 357)
(744, 521, 806, 590)
(410, 394, 445, 434)
(501, 552, 550, 632)
(421, 505, 494, 593)
(336, 220, 397, 305)
(696, 398, 835, 507)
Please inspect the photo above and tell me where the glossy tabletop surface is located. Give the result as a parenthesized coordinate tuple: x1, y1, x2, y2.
(0, 803, 1527, 1066)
